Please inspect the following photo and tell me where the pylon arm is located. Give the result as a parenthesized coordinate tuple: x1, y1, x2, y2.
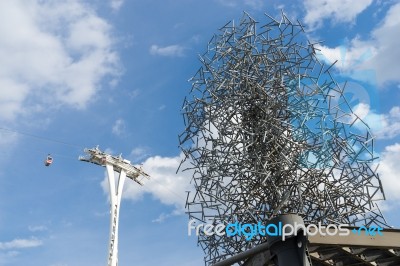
(79, 146, 150, 185)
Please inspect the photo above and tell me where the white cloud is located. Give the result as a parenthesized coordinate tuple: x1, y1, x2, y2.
(316, 38, 376, 72)
(0, 238, 42, 250)
(316, 2, 400, 85)
(151, 209, 181, 223)
(28, 225, 48, 232)
(110, 0, 124, 11)
(129, 147, 150, 162)
(376, 143, 400, 207)
(149, 44, 185, 57)
(130, 147, 146, 157)
(352, 104, 400, 139)
(0, 250, 19, 265)
(126, 153, 192, 208)
(129, 89, 140, 99)
(111, 118, 125, 136)
(101, 153, 193, 210)
(303, 0, 373, 29)
(0, 0, 120, 122)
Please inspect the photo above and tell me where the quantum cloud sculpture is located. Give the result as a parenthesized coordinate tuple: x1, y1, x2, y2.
(178, 12, 388, 265)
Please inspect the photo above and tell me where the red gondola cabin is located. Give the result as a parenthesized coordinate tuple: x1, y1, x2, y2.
(45, 155, 53, 166)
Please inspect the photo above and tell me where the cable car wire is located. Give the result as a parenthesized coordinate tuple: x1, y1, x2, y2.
(0, 126, 83, 149)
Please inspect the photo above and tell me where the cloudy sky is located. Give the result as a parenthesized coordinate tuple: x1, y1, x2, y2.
(1, 0, 400, 265)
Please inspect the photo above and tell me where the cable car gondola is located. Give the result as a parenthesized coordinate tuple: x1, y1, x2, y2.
(45, 154, 53, 166)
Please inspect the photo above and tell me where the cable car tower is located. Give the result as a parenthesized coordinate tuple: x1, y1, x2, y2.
(79, 146, 150, 266)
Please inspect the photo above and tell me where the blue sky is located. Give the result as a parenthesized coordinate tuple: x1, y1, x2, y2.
(1, 0, 400, 265)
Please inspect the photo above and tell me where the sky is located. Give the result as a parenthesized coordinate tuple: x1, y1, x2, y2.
(0, 0, 400, 265)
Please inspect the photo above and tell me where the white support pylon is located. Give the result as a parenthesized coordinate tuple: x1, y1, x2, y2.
(79, 146, 150, 266)
(106, 163, 126, 266)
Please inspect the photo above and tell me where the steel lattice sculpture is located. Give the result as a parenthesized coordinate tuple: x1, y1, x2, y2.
(178, 12, 389, 265)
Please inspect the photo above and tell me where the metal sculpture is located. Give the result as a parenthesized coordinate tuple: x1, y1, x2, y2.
(178, 12, 388, 265)
(79, 146, 150, 266)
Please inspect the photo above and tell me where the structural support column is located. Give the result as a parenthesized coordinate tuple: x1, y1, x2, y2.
(106, 163, 127, 266)
(267, 214, 311, 266)
(79, 147, 150, 266)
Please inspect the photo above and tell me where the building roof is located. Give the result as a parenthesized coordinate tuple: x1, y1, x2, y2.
(215, 227, 400, 266)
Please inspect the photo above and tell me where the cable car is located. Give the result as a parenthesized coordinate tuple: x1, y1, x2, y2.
(45, 155, 53, 166)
